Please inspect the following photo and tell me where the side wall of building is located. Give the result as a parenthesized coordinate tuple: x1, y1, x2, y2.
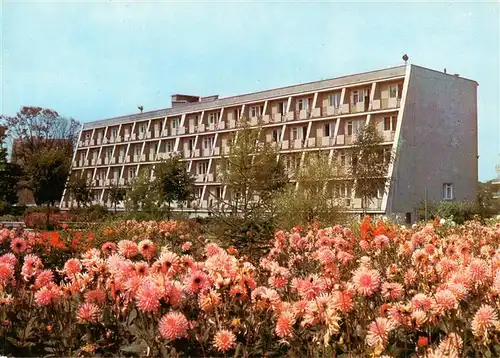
(388, 65, 478, 220)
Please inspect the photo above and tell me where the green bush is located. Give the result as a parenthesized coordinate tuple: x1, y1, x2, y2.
(417, 200, 477, 224)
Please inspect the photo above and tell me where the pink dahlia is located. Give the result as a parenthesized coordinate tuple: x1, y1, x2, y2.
(135, 279, 162, 313)
(118, 240, 138, 258)
(77, 302, 101, 324)
(471, 304, 499, 338)
(10, 237, 27, 254)
(138, 239, 155, 261)
(158, 311, 189, 340)
(63, 258, 82, 276)
(366, 317, 394, 348)
(352, 268, 381, 296)
(213, 329, 236, 352)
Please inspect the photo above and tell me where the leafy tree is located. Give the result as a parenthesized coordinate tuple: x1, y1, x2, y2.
(66, 174, 93, 208)
(350, 124, 392, 213)
(0, 127, 22, 212)
(417, 200, 477, 224)
(1, 106, 79, 165)
(125, 171, 160, 214)
(108, 183, 126, 213)
(476, 181, 500, 219)
(211, 118, 288, 248)
(274, 152, 346, 229)
(154, 155, 195, 219)
(24, 147, 71, 228)
(1, 106, 79, 206)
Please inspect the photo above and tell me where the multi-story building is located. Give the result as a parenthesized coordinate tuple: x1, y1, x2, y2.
(61, 64, 478, 222)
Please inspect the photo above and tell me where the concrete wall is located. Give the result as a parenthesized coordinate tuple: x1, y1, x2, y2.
(388, 65, 478, 219)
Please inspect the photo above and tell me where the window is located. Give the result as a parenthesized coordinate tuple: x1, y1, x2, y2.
(292, 127, 299, 140)
(390, 84, 398, 98)
(336, 183, 351, 198)
(139, 124, 146, 134)
(346, 121, 353, 136)
(233, 109, 241, 120)
(203, 136, 214, 149)
(443, 183, 454, 200)
(85, 132, 91, 140)
(383, 148, 392, 163)
(208, 112, 219, 124)
(277, 101, 287, 114)
(171, 118, 179, 129)
(197, 162, 208, 175)
(329, 93, 341, 108)
(250, 105, 262, 118)
(129, 168, 135, 179)
(166, 141, 175, 152)
(195, 187, 203, 199)
(324, 123, 334, 137)
(297, 98, 310, 111)
(352, 91, 359, 104)
(383, 116, 397, 131)
(107, 148, 113, 158)
(134, 145, 141, 155)
(272, 129, 280, 142)
(110, 128, 118, 138)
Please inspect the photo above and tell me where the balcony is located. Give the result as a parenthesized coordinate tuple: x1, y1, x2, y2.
(323, 106, 341, 117)
(206, 173, 214, 182)
(306, 138, 316, 148)
(195, 174, 205, 182)
(183, 150, 191, 159)
(250, 117, 259, 126)
(299, 110, 309, 120)
(207, 123, 215, 131)
(272, 113, 283, 123)
(310, 108, 321, 118)
(118, 156, 125, 164)
(202, 148, 211, 157)
(213, 147, 220, 156)
(229, 120, 237, 129)
(322, 137, 335, 147)
(285, 112, 295, 122)
(192, 149, 200, 158)
(291, 139, 303, 149)
(281, 140, 289, 150)
(217, 121, 226, 130)
(262, 114, 271, 123)
(154, 130, 161, 138)
(382, 131, 396, 142)
(196, 124, 205, 133)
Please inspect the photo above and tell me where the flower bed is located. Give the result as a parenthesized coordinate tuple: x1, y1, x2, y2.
(0, 217, 499, 357)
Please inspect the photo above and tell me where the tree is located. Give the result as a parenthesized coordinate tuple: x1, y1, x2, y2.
(274, 152, 346, 229)
(1, 106, 80, 206)
(1, 106, 80, 165)
(154, 155, 195, 219)
(350, 124, 393, 213)
(211, 118, 288, 248)
(125, 171, 160, 214)
(0, 127, 22, 212)
(66, 174, 93, 208)
(476, 181, 500, 219)
(108, 183, 126, 213)
(26, 148, 71, 207)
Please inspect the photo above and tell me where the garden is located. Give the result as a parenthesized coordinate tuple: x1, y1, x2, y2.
(0, 216, 499, 357)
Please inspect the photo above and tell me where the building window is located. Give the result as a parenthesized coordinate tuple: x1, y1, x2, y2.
(171, 118, 179, 129)
(197, 162, 208, 175)
(208, 112, 218, 124)
(277, 101, 287, 114)
(110, 128, 118, 139)
(346, 121, 353, 136)
(129, 168, 135, 179)
(250, 105, 262, 118)
(383, 116, 397, 131)
(203, 136, 214, 149)
(390, 84, 398, 98)
(443, 183, 454, 200)
(272, 129, 280, 142)
(339, 151, 346, 167)
(297, 98, 310, 111)
(139, 124, 146, 134)
(195, 187, 203, 199)
(107, 148, 113, 158)
(329, 93, 341, 108)
(85, 132, 91, 140)
(233, 109, 241, 120)
(166, 141, 175, 152)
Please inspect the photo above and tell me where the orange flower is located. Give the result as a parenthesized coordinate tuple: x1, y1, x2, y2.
(417, 336, 429, 347)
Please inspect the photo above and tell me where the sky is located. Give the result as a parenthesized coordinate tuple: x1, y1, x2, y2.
(1, 0, 499, 181)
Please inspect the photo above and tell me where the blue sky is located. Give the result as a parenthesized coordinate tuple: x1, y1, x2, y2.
(1, 0, 499, 181)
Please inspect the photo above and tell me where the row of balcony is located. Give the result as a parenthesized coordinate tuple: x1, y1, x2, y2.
(73, 131, 396, 168)
(78, 100, 401, 148)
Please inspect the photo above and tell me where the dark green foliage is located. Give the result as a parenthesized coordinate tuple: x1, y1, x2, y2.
(154, 155, 195, 218)
(350, 124, 392, 213)
(108, 183, 126, 212)
(66, 174, 93, 208)
(417, 200, 478, 224)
